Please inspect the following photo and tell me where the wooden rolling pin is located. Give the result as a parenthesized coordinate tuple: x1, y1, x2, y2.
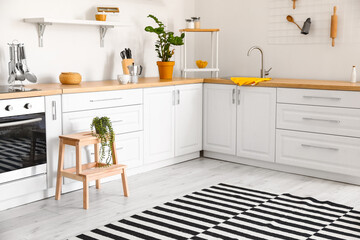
(331, 6, 338, 47)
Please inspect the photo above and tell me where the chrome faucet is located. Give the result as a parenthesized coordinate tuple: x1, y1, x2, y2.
(247, 46, 272, 78)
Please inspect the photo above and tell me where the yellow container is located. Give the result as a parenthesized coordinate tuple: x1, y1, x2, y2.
(59, 72, 82, 85)
(95, 14, 107, 21)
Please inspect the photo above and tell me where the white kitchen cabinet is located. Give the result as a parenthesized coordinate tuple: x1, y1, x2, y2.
(203, 84, 237, 155)
(45, 95, 62, 188)
(175, 84, 203, 156)
(144, 84, 203, 163)
(236, 87, 276, 162)
(144, 86, 175, 163)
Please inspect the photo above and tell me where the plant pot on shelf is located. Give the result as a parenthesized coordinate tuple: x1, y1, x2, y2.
(157, 61, 175, 80)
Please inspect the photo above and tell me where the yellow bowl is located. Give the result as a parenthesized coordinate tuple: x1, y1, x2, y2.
(196, 60, 208, 69)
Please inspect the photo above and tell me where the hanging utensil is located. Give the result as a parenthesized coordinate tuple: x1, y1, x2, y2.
(292, 0, 297, 9)
(20, 45, 37, 83)
(14, 45, 25, 81)
(331, 6, 338, 47)
(301, 18, 311, 35)
(286, 15, 302, 31)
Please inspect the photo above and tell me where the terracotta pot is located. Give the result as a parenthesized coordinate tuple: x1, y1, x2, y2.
(157, 61, 175, 80)
(59, 72, 82, 85)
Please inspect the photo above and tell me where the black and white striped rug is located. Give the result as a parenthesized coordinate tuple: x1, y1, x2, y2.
(71, 183, 360, 240)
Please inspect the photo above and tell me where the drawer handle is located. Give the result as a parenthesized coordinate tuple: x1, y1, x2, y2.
(301, 144, 339, 151)
(90, 97, 123, 102)
(303, 96, 341, 101)
(112, 120, 123, 123)
(116, 147, 124, 150)
(302, 117, 340, 124)
(232, 89, 236, 104)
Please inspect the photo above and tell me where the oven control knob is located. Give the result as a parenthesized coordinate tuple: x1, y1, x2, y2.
(5, 105, 13, 111)
(24, 103, 32, 109)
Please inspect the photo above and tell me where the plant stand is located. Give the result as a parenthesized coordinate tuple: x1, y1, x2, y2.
(55, 131, 129, 210)
(180, 29, 220, 78)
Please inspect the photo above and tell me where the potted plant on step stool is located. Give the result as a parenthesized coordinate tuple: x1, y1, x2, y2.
(145, 14, 185, 80)
(90, 117, 115, 167)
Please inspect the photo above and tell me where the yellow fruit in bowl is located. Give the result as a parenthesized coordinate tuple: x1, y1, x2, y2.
(196, 60, 208, 69)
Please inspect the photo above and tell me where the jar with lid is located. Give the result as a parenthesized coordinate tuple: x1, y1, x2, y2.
(192, 17, 201, 29)
(186, 19, 194, 29)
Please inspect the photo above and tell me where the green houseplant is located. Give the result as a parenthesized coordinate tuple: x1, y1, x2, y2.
(145, 14, 185, 80)
(90, 117, 115, 166)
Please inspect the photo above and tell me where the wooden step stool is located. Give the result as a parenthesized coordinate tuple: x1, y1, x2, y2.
(55, 131, 129, 209)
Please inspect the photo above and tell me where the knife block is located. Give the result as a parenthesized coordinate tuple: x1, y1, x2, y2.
(122, 59, 134, 75)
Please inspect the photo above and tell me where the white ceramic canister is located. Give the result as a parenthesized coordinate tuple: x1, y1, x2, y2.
(186, 19, 194, 29)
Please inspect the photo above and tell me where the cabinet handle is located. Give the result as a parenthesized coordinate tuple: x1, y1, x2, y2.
(302, 117, 340, 124)
(52, 101, 57, 120)
(172, 90, 175, 105)
(232, 89, 236, 104)
(90, 97, 123, 102)
(303, 96, 341, 101)
(177, 90, 180, 105)
(301, 144, 339, 151)
(237, 89, 241, 105)
(112, 120, 124, 123)
(116, 147, 124, 150)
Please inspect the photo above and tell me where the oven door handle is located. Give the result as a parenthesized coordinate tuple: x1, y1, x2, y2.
(0, 118, 42, 128)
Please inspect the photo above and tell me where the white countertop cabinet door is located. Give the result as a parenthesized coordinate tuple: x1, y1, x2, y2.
(144, 86, 175, 163)
(175, 84, 203, 157)
(236, 87, 276, 162)
(203, 84, 237, 155)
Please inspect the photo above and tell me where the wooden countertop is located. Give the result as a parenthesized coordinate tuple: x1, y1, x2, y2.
(0, 78, 203, 99)
(59, 78, 204, 94)
(2, 77, 360, 100)
(204, 78, 360, 91)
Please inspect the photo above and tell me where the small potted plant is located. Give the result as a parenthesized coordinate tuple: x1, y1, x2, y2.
(90, 117, 115, 167)
(145, 14, 185, 80)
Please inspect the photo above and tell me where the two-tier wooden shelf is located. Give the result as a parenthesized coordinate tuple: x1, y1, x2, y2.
(180, 29, 220, 78)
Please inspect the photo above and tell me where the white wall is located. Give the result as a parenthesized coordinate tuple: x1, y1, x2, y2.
(195, 0, 360, 81)
(0, 0, 194, 84)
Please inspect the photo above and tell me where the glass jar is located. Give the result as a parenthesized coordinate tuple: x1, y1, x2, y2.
(192, 17, 201, 29)
(186, 19, 194, 29)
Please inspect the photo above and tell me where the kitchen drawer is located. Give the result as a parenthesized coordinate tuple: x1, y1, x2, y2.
(0, 174, 47, 201)
(277, 103, 360, 138)
(277, 88, 360, 108)
(115, 131, 143, 169)
(63, 105, 143, 135)
(62, 89, 143, 112)
(276, 130, 360, 176)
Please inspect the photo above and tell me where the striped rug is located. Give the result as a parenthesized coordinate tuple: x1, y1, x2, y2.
(71, 183, 360, 240)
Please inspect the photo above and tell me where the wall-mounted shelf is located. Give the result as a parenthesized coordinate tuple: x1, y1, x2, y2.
(180, 29, 220, 78)
(23, 17, 130, 48)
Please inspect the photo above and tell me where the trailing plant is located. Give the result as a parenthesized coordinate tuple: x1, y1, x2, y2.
(90, 116, 115, 166)
(145, 14, 185, 62)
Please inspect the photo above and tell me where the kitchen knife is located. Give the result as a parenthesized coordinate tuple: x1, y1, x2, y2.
(120, 51, 125, 60)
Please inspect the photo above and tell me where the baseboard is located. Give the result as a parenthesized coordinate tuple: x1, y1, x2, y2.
(204, 151, 360, 185)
